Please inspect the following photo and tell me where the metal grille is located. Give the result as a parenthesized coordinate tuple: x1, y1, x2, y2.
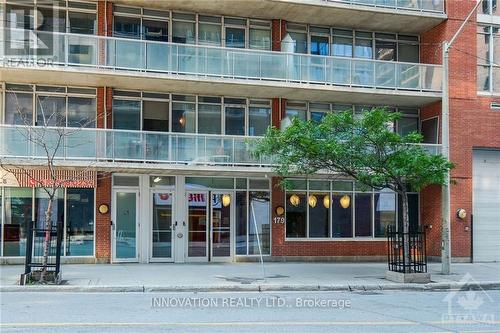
(24, 221, 63, 278)
(387, 225, 427, 273)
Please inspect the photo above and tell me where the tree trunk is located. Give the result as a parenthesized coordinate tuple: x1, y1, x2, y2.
(401, 192, 411, 273)
(40, 197, 53, 282)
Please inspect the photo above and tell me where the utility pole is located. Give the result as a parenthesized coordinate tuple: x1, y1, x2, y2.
(441, 0, 483, 275)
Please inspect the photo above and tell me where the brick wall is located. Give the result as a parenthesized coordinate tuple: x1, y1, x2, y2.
(420, 0, 500, 260)
(95, 172, 111, 262)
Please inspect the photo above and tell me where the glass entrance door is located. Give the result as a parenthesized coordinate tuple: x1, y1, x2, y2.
(210, 193, 232, 261)
(186, 191, 233, 262)
(187, 192, 209, 260)
(151, 191, 174, 261)
(112, 190, 139, 262)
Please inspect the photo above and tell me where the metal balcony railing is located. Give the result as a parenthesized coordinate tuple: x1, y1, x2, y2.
(0, 125, 442, 168)
(1, 28, 442, 92)
(329, 0, 444, 13)
(0, 125, 271, 167)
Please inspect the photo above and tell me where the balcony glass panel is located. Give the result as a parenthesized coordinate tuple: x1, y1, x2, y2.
(1, 29, 442, 93)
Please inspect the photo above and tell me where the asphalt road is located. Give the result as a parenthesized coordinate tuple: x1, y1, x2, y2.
(1, 290, 499, 333)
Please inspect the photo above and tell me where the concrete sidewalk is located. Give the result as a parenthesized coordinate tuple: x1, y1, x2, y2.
(1, 262, 499, 292)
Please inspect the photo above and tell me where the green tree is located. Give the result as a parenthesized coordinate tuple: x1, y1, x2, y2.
(253, 107, 453, 273)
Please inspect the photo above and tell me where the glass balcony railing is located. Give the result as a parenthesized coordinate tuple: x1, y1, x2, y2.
(0, 29, 442, 92)
(0, 125, 442, 167)
(0, 125, 271, 167)
(330, 0, 445, 13)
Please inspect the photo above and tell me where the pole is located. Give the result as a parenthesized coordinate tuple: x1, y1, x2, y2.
(441, 41, 451, 275)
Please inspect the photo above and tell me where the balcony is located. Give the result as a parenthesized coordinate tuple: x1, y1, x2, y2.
(1, 29, 442, 107)
(112, 0, 446, 34)
(0, 125, 442, 172)
(0, 125, 271, 171)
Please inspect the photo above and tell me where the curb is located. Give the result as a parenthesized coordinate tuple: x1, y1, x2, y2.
(2, 281, 500, 293)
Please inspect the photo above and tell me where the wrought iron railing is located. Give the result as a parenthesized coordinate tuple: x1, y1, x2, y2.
(23, 220, 63, 284)
(387, 225, 427, 273)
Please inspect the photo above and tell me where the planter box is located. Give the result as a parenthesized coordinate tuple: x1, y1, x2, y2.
(386, 270, 431, 283)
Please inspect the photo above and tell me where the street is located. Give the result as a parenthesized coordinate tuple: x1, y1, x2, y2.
(1, 290, 499, 333)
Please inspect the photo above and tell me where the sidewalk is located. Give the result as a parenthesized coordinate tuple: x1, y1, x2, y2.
(1, 262, 499, 292)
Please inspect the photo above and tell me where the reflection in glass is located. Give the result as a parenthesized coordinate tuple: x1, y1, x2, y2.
(248, 107, 271, 136)
(235, 192, 247, 255)
(66, 188, 94, 256)
(212, 194, 231, 257)
(5, 92, 33, 125)
(309, 192, 329, 237)
(286, 193, 306, 238)
(115, 192, 137, 259)
(248, 192, 270, 254)
(188, 192, 207, 257)
(198, 104, 222, 134)
(355, 193, 373, 237)
(226, 27, 245, 48)
(68, 97, 96, 128)
(152, 192, 173, 258)
(332, 193, 353, 237)
(3, 188, 32, 256)
(113, 99, 141, 130)
(225, 107, 245, 135)
(374, 190, 396, 237)
(172, 102, 195, 133)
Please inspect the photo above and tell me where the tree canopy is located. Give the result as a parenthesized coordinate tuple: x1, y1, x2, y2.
(253, 107, 453, 196)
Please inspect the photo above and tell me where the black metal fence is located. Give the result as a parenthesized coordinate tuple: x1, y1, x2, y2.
(387, 225, 427, 273)
(24, 220, 63, 279)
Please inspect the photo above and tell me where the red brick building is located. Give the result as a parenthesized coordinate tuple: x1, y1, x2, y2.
(0, 0, 498, 264)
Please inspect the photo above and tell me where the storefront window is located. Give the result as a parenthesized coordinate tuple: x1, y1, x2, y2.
(66, 189, 94, 256)
(332, 193, 353, 237)
(355, 193, 372, 237)
(35, 188, 64, 229)
(235, 192, 247, 255)
(3, 188, 32, 257)
(398, 193, 419, 232)
(248, 191, 270, 254)
(286, 193, 306, 238)
(374, 190, 396, 237)
(308, 193, 329, 237)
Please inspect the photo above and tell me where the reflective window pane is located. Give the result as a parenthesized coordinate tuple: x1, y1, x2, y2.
(225, 107, 245, 135)
(35, 188, 64, 228)
(375, 40, 396, 61)
(355, 36, 373, 59)
(3, 188, 32, 257)
(199, 23, 221, 46)
(286, 193, 306, 238)
(374, 190, 396, 237)
(398, 193, 419, 232)
(69, 11, 96, 35)
(5, 92, 33, 125)
(235, 192, 247, 255)
(249, 28, 271, 50)
(112, 99, 140, 130)
(355, 193, 372, 237)
(249, 191, 270, 254)
(398, 43, 419, 63)
(172, 102, 195, 133)
(36, 95, 66, 127)
(173, 20, 195, 44)
(332, 193, 353, 237)
(114, 16, 140, 38)
(397, 117, 418, 136)
(225, 27, 245, 48)
(311, 35, 329, 56)
(68, 97, 96, 128)
(308, 193, 329, 237)
(66, 188, 94, 256)
(289, 32, 307, 54)
(248, 107, 270, 136)
(143, 19, 168, 42)
(198, 104, 222, 134)
(152, 192, 173, 258)
(333, 36, 353, 57)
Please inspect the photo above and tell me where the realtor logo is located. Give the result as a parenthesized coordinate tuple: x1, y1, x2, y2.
(442, 273, 495, 324)
(3, 5, 58, 64)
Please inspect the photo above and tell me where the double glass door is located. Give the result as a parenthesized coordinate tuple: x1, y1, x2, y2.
(187, 191, 233, 262)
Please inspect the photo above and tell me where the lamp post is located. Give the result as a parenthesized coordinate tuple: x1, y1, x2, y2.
(440, 0, 483, 274)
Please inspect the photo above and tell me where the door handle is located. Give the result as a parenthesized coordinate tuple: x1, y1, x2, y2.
(183, 221, 186, 226)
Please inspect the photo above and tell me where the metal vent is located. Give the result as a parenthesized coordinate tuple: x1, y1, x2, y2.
(491, 102, 500, 110)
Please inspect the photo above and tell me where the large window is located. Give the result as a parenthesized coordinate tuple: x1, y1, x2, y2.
(111, 92, 271, 136)
(477, 25, 500, 93)
(285, 100, 420, 135)
(285, 180, 417, 239)
(0, 187, 95, 257)
(287, 23, 419, 63)
(3, 84, 96, 127)
(112, 6, 270, 50)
